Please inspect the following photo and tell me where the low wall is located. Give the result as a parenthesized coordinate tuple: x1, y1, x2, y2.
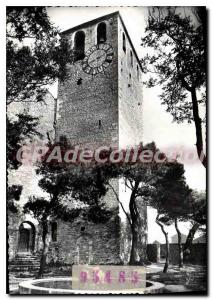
(147, 244, 160, 263)
(147, 243, 206, 265)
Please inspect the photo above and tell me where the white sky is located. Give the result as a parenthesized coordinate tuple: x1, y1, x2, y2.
(47, 7, 206, 243)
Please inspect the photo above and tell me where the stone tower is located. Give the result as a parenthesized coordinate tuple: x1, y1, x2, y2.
(55, 11, 146, 265)
(56, 11, 143, 147)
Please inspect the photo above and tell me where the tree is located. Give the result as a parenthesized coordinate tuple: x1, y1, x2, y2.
(23, 196, 81, 277)
(23, 197, 56, 278)
(93, 142, 167, 265)
(141, 7, 206, 167)
(7, 112, 40, 170)
(7, 7, 73, 210)
(155, 215, 172, 273)
(157, 162, 191, 268)
(7, 7, 73, 105)
(145, 161, 192, 271)
(183, 190, 206, 261)
(36, 142, 157, 265)
(7, 113, 40, 212)
(6, 7, 73, 166)
(117, 143, 169, 265)
(29, 143, 116, 276)
(7, 184, 23, 213)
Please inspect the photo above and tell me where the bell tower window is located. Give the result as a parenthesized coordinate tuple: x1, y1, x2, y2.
(74, 30, 85, 61)
(97, 22, 107, 44)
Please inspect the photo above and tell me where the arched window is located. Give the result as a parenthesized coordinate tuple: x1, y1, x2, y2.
(130, 50, 133, 67)
(97, 22, 107, 44)
(137, 65, 139, 80)
(123, 33, 126, 53)
(51, 222, 57, 242)
(74, 31, 85, 61)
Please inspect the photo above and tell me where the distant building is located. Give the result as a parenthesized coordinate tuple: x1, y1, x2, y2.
(153, 240, 160, 245)
(171, 233, 187, 244)
(193, 234, 206, 244)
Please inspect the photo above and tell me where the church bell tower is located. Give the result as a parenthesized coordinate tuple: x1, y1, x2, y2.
(55, 11, 146, 265)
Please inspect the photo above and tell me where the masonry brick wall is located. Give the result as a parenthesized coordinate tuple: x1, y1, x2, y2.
(147, 243, 207, 265)
(56, 15, 119, 148)
(8, 212, 20, 260)
(55, 12, 147, 265)
(8, 211, 41, 260)
(55, 13, 121, 265)
(118, 17, 143, 148)
(47, 215, 120, 265)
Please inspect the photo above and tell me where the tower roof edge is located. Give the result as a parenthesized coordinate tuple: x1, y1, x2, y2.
(60, 11, 120, 35)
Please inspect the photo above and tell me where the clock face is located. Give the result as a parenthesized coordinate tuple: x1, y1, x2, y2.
(82, 43, 114, 75)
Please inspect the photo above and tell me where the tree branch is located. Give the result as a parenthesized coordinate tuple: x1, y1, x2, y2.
(108, 182, 132, 227)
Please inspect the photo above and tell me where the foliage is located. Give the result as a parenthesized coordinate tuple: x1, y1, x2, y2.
(187, 190, 206, 225)
(35, 142, 117, 223)
(24, 196, 51, 220)
(147, 161, 192, 219)
(141, 7, 206, 121)
(7, 7, 73, 104)
(7, 184, 23, 213)
(141, 7, 206, 167)
(7, 113, 40, 170)
(23, 196, 81, 223)
(89, 142, 169, 264)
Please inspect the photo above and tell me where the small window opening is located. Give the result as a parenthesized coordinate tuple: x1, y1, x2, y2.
(59, 135, 68, 145)
(51, 222, 57, 242)
(97, 22, 107, 44)
(130, 50, 133, 67)
(137, 65, 139, 80)
(77, 78, 82, 85)
(98, 120, 102, 129)
(123, 33, 126, 53)
(128, 73, 132, 87)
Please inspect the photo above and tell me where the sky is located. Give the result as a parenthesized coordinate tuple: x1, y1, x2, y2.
(46, 7, 206, 243)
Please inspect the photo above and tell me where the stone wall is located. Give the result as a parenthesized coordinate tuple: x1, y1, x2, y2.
(55, 13, 122, 265)
(136, 198, 147, 261)
(147, 243, 160, 263)
(118, 16, 143, 148)
(8, 211, 41, 260)
(47, 215, 120, 265)
(147, 243, 207, 265)
(56, 14, 119, 148)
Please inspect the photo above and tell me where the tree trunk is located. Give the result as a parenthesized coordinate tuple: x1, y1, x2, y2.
(174, 218, 183, 268)
(191, 88, 206, 168)
(129, 225, 138, 265)
(156, 215, 169, 273)
(129, 182, 139, 265)
(183, 222, 200, 263)
(37, 219, 48, 278)
(163, 232, 169, 273)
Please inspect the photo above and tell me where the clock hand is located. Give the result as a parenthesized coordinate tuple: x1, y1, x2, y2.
(89, 54, 105, 65)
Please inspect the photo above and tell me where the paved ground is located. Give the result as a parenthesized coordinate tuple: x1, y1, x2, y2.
(147, 264, 207, 294)
(9, 263, 207, 294)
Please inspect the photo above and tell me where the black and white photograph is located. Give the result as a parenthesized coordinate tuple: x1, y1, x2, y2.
(5, 4, 207, 295)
